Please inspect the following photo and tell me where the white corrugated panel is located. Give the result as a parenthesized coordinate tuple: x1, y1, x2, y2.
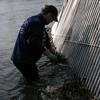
(52, 0, 100, 98)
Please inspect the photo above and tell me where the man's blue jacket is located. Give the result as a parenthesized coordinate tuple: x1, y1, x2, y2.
(11, 13, 51, 63)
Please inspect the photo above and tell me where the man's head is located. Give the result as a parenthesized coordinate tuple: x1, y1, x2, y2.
(42, 5, 58, 24)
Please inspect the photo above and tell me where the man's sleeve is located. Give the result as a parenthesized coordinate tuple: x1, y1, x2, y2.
(44, 30, 52, 49)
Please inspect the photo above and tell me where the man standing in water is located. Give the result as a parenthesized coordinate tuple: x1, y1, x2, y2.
(11, 5, 58, 82)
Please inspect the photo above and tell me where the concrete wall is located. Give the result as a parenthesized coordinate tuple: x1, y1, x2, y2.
(52, 0, 100, 98)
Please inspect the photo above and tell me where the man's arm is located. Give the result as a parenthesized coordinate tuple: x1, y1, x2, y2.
(44, 47, 58, 63)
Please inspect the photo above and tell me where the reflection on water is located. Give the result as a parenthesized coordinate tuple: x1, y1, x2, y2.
(0, 0, 65, 100)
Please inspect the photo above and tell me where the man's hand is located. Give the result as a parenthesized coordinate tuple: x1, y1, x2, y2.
(44, 47, 68, 64)
(44, 47, 58, 63)
(54, 52, 68, 64)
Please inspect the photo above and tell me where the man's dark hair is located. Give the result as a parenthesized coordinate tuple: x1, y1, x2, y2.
(42, 5, 58, 21)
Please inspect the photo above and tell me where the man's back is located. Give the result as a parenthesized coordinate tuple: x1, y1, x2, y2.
(11, 14, 47, 63)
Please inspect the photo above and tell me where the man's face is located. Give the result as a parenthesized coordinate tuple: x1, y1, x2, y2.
(45, 12, 54, 24)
